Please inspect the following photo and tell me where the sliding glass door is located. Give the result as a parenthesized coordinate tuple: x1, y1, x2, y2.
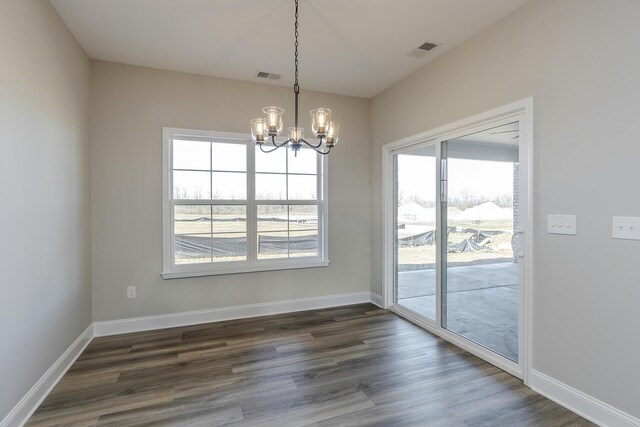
(441, 122, 520, 362)
(393, 144, 437, 321)
(390, 118, 526, 374)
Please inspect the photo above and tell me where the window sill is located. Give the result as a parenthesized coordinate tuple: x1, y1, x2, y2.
(161, 260, 330, 279)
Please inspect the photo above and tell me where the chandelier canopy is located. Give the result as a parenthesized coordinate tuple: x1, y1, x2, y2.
(250, 0, 339, 155)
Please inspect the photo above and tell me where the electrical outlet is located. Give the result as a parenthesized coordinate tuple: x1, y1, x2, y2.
(126, 285, 136, 299)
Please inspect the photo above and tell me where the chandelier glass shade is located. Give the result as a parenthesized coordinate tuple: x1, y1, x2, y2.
(250, 0, 339, 155)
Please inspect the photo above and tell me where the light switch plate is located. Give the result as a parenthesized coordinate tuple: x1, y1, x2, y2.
(548, 215, 577, 235)
(612, 216, 640, 240)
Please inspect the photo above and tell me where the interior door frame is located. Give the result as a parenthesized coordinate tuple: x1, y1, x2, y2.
(382, 97, 534, 384)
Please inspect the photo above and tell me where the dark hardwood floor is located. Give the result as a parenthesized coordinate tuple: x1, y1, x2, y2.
(27, 304, 592, 426)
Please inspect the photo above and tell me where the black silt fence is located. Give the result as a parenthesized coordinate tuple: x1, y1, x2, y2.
(175, 234, 317, 259)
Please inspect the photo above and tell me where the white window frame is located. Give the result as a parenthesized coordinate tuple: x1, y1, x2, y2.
(162, 127, 329, 279)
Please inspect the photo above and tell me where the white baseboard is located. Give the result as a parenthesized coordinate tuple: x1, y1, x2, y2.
(369, 292, 383, 307)
(94, 291, 375, 337)
(1, 324, 93, 427)
(530, 370, 639, 427)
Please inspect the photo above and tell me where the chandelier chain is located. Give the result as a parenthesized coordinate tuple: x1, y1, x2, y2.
(294, 0, 299, 94)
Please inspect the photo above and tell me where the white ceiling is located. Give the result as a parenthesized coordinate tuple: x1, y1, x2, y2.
(49, 0, 529, 98)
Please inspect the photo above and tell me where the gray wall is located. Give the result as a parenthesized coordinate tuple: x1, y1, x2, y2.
(370, 0, 640, 418)
(0, 0, 91, 419)
(90, 61, 371, 322)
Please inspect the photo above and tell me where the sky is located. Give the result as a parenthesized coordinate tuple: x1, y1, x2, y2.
(397, 154, 515, 202)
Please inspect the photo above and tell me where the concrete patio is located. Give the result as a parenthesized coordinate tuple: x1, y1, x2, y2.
(397, 262, 519, 361)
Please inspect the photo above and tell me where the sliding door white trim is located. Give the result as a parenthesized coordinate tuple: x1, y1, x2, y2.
(382, 97, 534, 384)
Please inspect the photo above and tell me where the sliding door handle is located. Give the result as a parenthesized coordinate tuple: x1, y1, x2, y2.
(511, 230, 525, 259)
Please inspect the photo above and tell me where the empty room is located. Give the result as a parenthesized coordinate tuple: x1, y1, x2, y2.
(2, 0, 639, 426)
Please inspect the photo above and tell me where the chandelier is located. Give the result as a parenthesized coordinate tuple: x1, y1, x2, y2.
(250, 0, 339, 155)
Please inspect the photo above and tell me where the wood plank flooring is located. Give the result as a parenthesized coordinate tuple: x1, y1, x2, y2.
(27, 304, 592, 426)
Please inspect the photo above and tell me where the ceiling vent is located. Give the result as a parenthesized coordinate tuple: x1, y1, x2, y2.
(407, 41, 439, 58)
(256, 71, 282, 80)
(418, 42, 438, 51)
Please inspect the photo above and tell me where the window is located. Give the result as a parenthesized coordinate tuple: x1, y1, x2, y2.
(162, 128, 328, 278)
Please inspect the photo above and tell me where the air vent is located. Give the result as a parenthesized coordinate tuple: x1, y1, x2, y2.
(418, 42, 438, 51)
(407, 41, 439, 58)
(256, 71, 282, 80)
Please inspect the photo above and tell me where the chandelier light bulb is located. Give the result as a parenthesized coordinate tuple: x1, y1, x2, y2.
(262, 106, 284, 136)
(288, 126, 304, 142)
(325, 122, 339, 146)
(311, 108, 331, 137)
(250, 118, 267, 144)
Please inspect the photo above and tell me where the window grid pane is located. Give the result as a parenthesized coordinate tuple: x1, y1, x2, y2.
(212, 233, 247, 262)
(288, 175, 317, 200)
(288, 148, 317, 174)
(173, 171, 211, 200)
(258, 231, 289, 260)
(257, 204, 288, 260)
(175, 234, 212, 264)
(173, 139, 211, 171)
(289, 205, 319, 258)
(174, 205, 211, 235)
(256, 145, 286, 173)
(212, 172, 247, 200)
(256, 173, 287, 200)
(255, 204, 320, 259)
(212, 205, 246, 234)
(174, 204, 249, 265)
(211, 142, 246, 172)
